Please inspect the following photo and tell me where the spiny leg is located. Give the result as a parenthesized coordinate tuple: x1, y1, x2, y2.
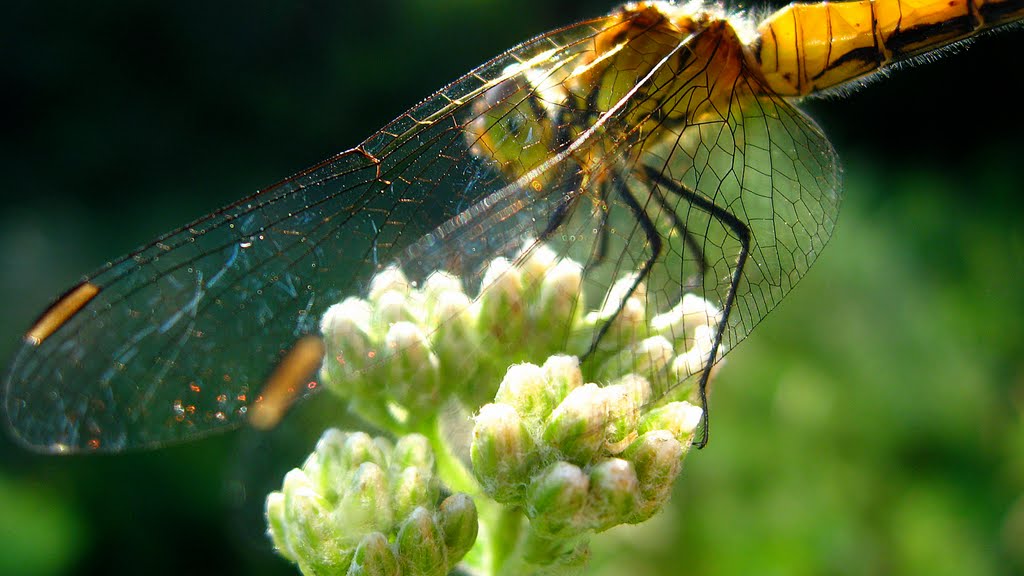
(644, 166, 750, 449)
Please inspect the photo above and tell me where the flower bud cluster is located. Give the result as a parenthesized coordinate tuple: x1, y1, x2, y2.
(318, 242, 725, 428)
(471, 356, 704, 541)
(266, 429, 477, 576)
(319, 244, 596, 420)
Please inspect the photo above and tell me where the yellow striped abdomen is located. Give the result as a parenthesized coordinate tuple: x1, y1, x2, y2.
(754, 0, 1024, 96)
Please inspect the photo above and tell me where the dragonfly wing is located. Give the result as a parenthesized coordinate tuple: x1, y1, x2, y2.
(634, 79, 843, 358)
(3, 13, 632, 453)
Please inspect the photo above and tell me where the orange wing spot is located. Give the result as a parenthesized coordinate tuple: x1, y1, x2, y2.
(25, 282, 100, 345)
(248, 335, 326, 431)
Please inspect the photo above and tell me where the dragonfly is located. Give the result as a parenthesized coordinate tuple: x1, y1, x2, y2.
(4, 0, 1022, 454)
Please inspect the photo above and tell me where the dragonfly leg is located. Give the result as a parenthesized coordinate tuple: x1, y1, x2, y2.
(585, 176, 663, 357)
(643, 167, 750, 449)
(536, 168, 585, 243)
(590, 182, 612, 266)
(648, 182, 709, 289)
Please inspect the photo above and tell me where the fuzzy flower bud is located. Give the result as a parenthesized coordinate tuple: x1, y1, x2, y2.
(526, 461, 589, 538)
(587, 458, 641, 532)
(622, 430, 684, 521)
(420, 271, 465, 313)
(384, 321, 440, 413)
(535, 259, 584, 342)
(348, 532, 400, 576)
(541, 355, 584, 401)
(396, 507, 448, 576)
(494, 363, 552, 428)
(671, 324, 719, 381)
(471, 403, 537, 501)
(543, 384, 611, 463)
(437, 493, 479, 563)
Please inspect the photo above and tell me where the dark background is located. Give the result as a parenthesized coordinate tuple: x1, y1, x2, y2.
(1, 1, 1022, 575)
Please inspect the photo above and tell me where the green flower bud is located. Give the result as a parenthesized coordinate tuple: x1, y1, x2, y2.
(384, 321, 440, 411)
(268, 429, 475, 576)
(611, 373, 653, 407)
(421, 270, 464, 301)
(540, 355, 583, 404)
(535, 259, 584, 345)
(265, 491, 293, 561)
(396, 507, 448, 576)
(429, 289, 474, 347)
(667, 323, 724, 399)
(426, 288, 481, 403)
(587, 459, 640, 532)
(282, 470, 348, 571)
(338, 431, 389, 476)
(494, 363, 550, 428)
(320, 299, 375, 392)
(638, 401, 704, 447)
(526, 461, 589, 538)
(391, 465, 437, 522)
(347, 532, 399, 576)
(305, 428, 350, 498)
(600, 383, 643, 453)
(597, 335, 674, 385)
(437, 493, 479, 563)
(621, 430, 684, 520)
(339, 462, 392, 536)
(321, 298, 373, 353)
(542, 384, 609, 464)
(477, 257, 526, 342)
(471, 403, 537, 502)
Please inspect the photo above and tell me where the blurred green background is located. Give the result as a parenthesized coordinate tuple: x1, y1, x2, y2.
(1, 1, 1021, 575)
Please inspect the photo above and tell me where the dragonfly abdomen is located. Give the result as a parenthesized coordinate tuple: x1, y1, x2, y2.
(753, 0, 1024, 96)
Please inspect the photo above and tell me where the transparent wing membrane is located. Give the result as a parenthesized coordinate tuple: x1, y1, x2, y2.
(4, 6, 840, 453)
(3, 14, 623, 452)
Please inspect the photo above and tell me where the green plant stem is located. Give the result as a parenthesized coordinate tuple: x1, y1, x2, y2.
(415, 416, 529, 576)
(491, 505, 526, 576)
(415, 416, 476, 496)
